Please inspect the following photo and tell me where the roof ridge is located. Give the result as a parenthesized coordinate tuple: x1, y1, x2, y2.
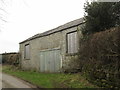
(20, 17, 84, 44)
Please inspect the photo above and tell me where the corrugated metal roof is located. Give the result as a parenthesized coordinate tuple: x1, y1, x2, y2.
(20, 18, 84, 44)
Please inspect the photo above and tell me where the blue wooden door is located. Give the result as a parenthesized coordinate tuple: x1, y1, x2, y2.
(40, 49, 61, 72)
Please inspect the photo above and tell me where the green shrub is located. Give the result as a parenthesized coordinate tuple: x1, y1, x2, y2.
(79, 27, 120, 88)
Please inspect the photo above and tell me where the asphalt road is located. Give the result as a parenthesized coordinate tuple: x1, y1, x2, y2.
(0, 64, 37, 89)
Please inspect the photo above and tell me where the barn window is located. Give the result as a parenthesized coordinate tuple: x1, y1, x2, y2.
(24, 44, 30, 59)
(67, 31, 78, 54)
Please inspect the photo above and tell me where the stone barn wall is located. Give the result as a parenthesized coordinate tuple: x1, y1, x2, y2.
(19, 18, 84, 72)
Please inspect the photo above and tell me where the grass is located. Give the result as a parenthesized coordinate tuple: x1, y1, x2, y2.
(2, 65, 97, 88)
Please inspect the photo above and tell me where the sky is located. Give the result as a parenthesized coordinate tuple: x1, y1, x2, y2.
(0, 0, 87, 53)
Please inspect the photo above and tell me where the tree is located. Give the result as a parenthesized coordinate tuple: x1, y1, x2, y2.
(82, 1, 120, 35)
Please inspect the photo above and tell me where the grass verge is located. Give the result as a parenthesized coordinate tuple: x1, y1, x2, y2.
(2, 65, 97, 88)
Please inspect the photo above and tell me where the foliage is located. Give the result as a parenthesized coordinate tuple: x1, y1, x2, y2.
(82, 1, 120, 35)
(79, 27, 120, 88)
(2, 65, 97, 88)
(2, 53, 19, 66)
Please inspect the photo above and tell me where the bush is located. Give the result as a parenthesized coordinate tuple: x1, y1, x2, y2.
(79, 27, 120, 88)
(2, 53, 19, 66)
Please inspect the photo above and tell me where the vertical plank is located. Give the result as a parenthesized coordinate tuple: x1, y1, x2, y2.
(40, 49, 61, 72)
(68, 34, 71, 53)
(74, 32, 78, 53)
(40, 52, 43, 72)
(71, 32, 74, 53)
(44, 51, 47, 72)
(46, 51, 50, 72)
(50, 50, 55, 72)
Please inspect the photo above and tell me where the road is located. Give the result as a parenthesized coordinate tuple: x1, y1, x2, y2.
(0, 64, 37, 89)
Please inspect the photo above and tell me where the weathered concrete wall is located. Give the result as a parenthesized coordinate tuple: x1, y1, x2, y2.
(20, 32, 62, 71)
(61, 25, 83, 71)
(20, 24, 83, 72)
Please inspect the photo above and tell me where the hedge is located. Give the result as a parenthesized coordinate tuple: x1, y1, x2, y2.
(79, 27, 120, 88)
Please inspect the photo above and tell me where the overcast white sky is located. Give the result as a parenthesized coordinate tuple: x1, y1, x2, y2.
(0, 0, 87, 53)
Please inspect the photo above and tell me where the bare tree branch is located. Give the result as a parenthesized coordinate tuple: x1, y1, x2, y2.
(0, 16, 7, 22)
(0, 8, 7, 14)
(0, 0, 7, 32)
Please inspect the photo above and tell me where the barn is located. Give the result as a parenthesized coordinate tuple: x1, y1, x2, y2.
(19, 18, 84, 72)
